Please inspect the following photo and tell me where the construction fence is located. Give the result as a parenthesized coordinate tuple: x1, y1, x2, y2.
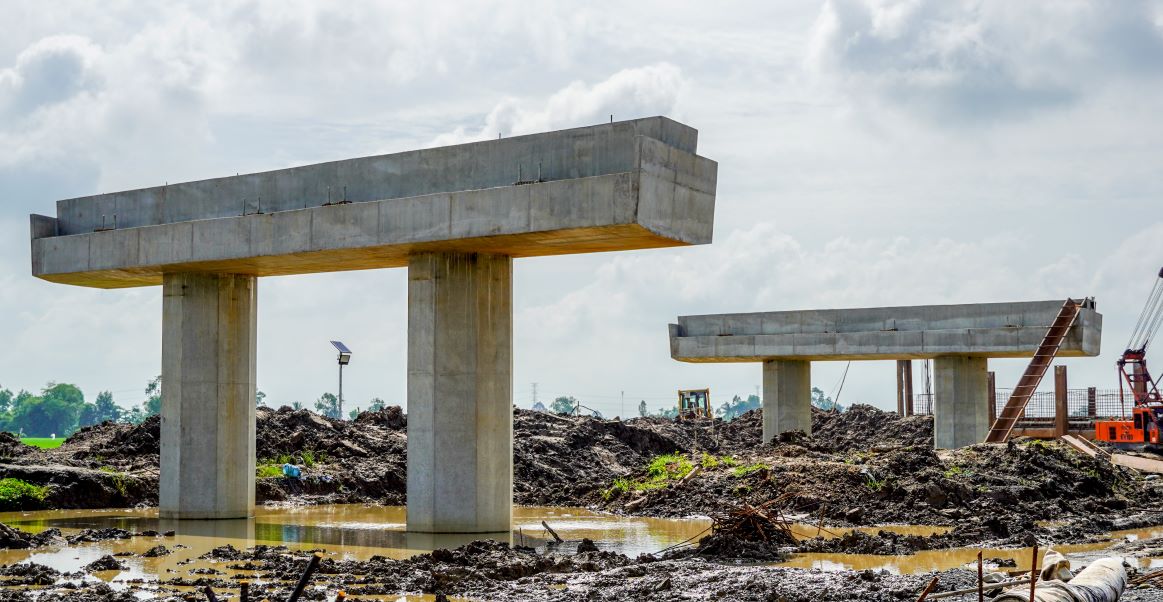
(912, 388, 1131, 428)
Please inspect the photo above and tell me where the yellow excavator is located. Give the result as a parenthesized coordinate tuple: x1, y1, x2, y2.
(677, 388, 712, 420)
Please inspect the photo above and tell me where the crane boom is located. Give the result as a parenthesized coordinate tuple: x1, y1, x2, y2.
(1096, 266, 1163, 446)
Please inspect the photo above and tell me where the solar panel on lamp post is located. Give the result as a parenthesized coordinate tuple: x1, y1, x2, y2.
(330, 341, 352, 419)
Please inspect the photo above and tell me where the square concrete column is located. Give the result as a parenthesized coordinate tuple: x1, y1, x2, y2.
(933, 356, 989, 449)
(407, 252, 512, 533)
(762, 360, 811, 443)
(160, 273, 257, 519)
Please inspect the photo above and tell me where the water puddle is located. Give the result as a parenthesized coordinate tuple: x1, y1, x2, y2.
(777, 523, 1163, 575)
(0, 503, 1157, 595)
(0, 505, 711, 598)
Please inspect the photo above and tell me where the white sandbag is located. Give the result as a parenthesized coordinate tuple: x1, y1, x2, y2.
(993, 557, 1126, 602)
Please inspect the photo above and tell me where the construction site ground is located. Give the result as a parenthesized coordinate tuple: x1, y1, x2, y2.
(0, 404, 1162, 600)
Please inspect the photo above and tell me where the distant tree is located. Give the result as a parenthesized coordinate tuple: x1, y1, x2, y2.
(79, 391, 121, 427)
(714, 394, 760, 421)
(9, 383, 86, 437)
(291, 401, 304, 411)
(255, 390, 267, 407)
(550, 396, 578, 415)
(367, 398, 386, 412)
(638, 400, 648, 417)
(348, 407, 361, 420)
(811, 387, 843, 412)
(144, 375, 162, 416)
(315, 393, 341, 419)
(654, 406, 679, 419)
(120, 406, 147, 425)
(0, 388, 12, 414)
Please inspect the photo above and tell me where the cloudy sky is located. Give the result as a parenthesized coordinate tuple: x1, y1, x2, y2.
(1, 1, 1161, 417)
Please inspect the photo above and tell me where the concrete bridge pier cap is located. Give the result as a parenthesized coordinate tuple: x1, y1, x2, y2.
(29, 117, 718, 532)
(668, 301, 1102, 447)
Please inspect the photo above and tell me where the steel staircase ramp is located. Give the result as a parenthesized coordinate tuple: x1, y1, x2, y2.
(984, 299, 1082, 443)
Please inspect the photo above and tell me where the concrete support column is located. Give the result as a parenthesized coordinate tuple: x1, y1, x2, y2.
(407, 252, 512, 533)
(761, 360, 811, 443)
(933, 356, 989, 449)
(160, 273, 257, 519)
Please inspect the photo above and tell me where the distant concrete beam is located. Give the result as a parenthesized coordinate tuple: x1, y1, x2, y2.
(669, 301, 1101, 362)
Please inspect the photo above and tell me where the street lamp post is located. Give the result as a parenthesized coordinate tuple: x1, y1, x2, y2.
(330, 341, 352, 419)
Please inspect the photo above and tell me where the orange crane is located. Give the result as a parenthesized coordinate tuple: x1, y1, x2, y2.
(1096, 267, 1163, 445)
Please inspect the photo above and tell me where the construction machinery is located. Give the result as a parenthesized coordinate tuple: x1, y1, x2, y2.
(1095, 267, 1163, 445)
(677, 388, 712, 420)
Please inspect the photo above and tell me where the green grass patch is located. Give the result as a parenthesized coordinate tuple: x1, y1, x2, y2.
(20, 438, 64, 449)
(603, 453, 696, 499)
(943, 465, 973, 479)
(647, 453, 694, 481)
(0, 478, 48, 510)
(260, 450, 326, 469)
(701, 453, 739, 469)
(256, 464, 284, 478)
(98, 466, 128, 497)
(731, 462, 770, 478)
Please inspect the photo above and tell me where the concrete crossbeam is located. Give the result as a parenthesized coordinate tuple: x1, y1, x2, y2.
(762, 360, 811, 442)
(406, 252, 512, 533)
(669, 301, 1101, 362)
(670, 300, 1102, 448)
(159, 272, 257, 519)
(31, 118, 716, 289)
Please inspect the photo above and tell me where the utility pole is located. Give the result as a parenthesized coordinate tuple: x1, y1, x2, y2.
(531, 382, 538, 407)
(621, 390, 625, 420)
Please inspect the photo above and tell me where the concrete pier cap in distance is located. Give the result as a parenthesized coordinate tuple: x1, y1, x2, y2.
(30, 116, 719, 530)
(668, 300, 1102, 447)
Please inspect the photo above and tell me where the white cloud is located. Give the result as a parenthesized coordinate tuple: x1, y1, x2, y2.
(0, 1, 1160, 418)
(431, 63, 685, 145)
(806, 0, 1163, 123)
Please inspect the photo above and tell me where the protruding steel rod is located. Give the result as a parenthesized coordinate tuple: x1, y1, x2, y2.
(288, 552, 323, 602)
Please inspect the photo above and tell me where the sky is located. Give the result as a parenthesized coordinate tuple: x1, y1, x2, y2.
(1, 1, 1162, 418)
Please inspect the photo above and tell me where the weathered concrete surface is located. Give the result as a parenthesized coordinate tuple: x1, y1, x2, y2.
(669, 301, 1101, 362)
(32, 117, 717, 530)
(31, 117, 717, 288)
(670, 300, 1101, 447)
(406, 252, 512, 533)
(762, 360, 811, 442)
(159, 273, 256, 519)
(933, 356, 989, 448)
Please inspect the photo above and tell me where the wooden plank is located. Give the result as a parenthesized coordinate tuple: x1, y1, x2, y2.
(1111, 454, 1163, 474)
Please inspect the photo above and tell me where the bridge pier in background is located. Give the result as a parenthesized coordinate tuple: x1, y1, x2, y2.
(160, 273, 257, 519)
(933, 356, 989, 449)
(406, 252, 513, 533)
(761, 359, 812, 442)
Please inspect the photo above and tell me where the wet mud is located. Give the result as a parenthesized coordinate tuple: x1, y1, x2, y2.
(0, 404, 1162, 599)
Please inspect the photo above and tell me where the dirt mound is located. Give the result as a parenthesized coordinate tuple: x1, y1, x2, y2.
(808, 404, 933, 452)
(513, 410, 714, 505)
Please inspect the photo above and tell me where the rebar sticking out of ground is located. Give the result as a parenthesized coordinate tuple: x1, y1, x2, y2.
(288, 552, 323, 602)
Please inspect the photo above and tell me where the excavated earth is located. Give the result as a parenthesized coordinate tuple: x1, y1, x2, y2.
(1, 404, 1163, 600)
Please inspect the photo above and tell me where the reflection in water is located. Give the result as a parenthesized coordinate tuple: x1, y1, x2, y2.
(0, 505, 712, 591)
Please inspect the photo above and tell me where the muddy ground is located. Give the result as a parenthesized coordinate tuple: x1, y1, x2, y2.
(0, 535, 1161, 601)
(1, 404, 1162, 599)
(2, 404, 1162, 554)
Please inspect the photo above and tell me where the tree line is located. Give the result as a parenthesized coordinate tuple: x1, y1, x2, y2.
(0, 381, 151, 438)
(536, 388, 844, 422)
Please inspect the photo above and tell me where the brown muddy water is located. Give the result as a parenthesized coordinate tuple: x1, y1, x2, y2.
(0, 504, 1158, 598)
(0, 505, 711, 597)
(777, 523, 1163, 574)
